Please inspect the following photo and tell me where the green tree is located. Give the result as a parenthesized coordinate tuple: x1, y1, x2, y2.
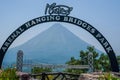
(99, 53, 111, 72)
(66, 46, 99, 73)
(65, 46, 111, 73)
(66, 57, 80, 65)
(117, 56, 120, 65)
(80, 50, 88, 65)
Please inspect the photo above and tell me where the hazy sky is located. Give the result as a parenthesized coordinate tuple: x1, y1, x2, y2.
(0, 0, 120, 55)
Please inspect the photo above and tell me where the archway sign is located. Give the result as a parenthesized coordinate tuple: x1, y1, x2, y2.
(0, 3, 119, 72)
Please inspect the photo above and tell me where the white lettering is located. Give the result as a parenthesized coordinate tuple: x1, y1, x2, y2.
(31, 20, 36, 25)
(86, 25, 96, 33)
(96, 33, 101, 38)
(4, 42, 10, 47)
(91, 28, 96, 34)
(41, 17, 46, 21)
(82, 22, 87, 28)
(35, 18, 41, 23)
(99, 38, 105, 43)
(7, 37, 13, 43)
(77, 20, 82, 26)
(49, 16, 55, 20)
(106, 46, 113, 53)
(2, 47, 7, 52)
(64, 17, 68, 21)
(73, 18, 77, 24)
(15, 30, 21, 36)
(25, 22, 31, 28)
(103, 42, 109, 48)
(19, 27, 24, 32)
(11, 33, 17, 39)
(46, 16, 50, 21)
(86, 25, 92, 31)
(69, 17, 74, 22)
(56, 16, 60, 20)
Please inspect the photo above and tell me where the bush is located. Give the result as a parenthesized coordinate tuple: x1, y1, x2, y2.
(99, 73, 120, 80)
(0, 68, 18, 80)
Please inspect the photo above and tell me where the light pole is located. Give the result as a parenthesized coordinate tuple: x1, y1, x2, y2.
(88, 52, 94, 73)
(16, 50, 23, 72)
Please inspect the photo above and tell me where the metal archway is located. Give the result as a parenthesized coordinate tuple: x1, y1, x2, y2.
(0, 15, 119, 72)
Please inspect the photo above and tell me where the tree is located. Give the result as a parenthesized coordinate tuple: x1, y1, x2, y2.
(66, 46, 99, 73)
(117, 56, 120, 65)
(87, 46, 99, 71)
(65, 46, 111, 74)
(99, 53, 111, 71)
(66, 57, 80, 65)
(80, 50, 88, 65)
(79, 46, 99, 71)
(65, 57, 82, 74)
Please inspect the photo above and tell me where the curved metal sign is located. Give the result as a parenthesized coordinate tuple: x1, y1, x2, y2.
(0, 3, 119, 72)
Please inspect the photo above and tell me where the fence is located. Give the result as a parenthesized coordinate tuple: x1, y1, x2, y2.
(30, 72, 80, 80)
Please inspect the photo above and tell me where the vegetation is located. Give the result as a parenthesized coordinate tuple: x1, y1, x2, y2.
(0, 68, 18, 80)
(1, 46, 120, 79)
(31, 46, 111, 74)
(65, 46, 111, 74)
(31, 67, 52, 74)
(117, 56, 120, 65)
(99, 73, 120, 80)
(31, 67, 53, 79)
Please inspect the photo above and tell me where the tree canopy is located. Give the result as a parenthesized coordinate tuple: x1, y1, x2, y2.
(65, 46, 111, 74)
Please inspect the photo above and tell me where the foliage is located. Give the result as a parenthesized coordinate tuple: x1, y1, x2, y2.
(98, 53, 111, 72)
(65, 46, 111, 74)
(31, 67, 52, 74)
(117, 56, 120, 65)
(47, 75, 54, 80)
(99, 73, 120, 80)
(0, 68, 18, 80)
(31, 67, 53, 79)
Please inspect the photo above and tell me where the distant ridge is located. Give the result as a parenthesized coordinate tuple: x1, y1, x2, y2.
(3, 23, 102, 65)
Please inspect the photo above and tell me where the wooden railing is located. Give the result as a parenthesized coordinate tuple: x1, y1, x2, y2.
(29, 72, 80, 80)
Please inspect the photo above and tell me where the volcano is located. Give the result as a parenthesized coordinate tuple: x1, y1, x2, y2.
(3, 23, 97, 65)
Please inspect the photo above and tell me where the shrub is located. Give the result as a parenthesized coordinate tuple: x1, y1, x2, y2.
(99, 73, 120, 80)
(0, 68, 18, 80)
